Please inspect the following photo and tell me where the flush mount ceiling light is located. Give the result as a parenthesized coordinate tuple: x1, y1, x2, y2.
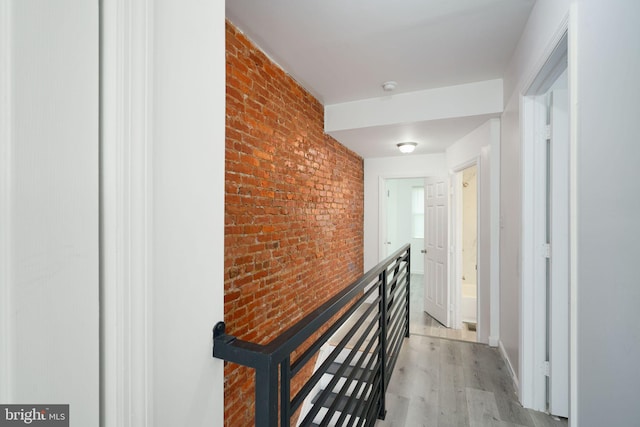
(397, 142, 417, 154)
(382, 81, 397, 91)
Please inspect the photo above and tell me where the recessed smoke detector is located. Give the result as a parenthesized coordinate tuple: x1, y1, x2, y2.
(382, 81, 397, 92)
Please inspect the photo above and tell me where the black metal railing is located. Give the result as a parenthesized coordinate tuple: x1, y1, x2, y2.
(213, 244, 411, 427)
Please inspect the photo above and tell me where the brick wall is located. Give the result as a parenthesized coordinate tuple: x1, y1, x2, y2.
(225, 20, 364, 426)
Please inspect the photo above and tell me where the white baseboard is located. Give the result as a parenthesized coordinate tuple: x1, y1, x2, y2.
(498, 340, 519, 394)
(488, 336, 499, 348)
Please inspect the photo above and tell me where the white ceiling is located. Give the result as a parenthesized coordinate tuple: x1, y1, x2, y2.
(329, 113, 498, 157)
(226, 0, 535, 158)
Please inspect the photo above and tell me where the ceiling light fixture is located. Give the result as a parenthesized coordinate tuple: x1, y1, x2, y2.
(382, 81, 397, 91)
(397, 142, 417, 154)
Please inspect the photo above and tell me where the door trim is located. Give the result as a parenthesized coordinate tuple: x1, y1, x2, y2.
(377, 175, 429, 307)
(520, 92, 548, 412)
(450, 159, 478, 332)
(378, 173, 430, 263)
(378, 176, 387, 263)
(520, 27, 569, 412)
(548, 71, 569, 417)
(101, 0, 154, 425)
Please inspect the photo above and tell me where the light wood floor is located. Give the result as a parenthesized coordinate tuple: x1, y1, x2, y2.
(377, 335, 568, 427)
(375, 273, 567, 427)
(326, 274, 567, 426)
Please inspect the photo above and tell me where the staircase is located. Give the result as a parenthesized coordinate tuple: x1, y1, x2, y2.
(213, 244, 411, 427)
(298, 345, 378, 427)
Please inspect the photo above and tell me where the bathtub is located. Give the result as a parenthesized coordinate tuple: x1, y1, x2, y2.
(461, 283, 477, 323)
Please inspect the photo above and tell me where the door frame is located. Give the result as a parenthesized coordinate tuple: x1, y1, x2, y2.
(450, 158, 479, 333)
(2, 1, 225, 424)
(548, 69, 569, 417)
(381, 177, 427, 274)
(450, 152, 495, 345)
(377, 173, 429, 307)
(520, 28, 569, 413)
(101, 1, 226, 425)
(101, 0, 154, 423)
(378, 174, 430, 263)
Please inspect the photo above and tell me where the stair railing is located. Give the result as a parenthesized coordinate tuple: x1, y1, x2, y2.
(213, 244, 411, 426)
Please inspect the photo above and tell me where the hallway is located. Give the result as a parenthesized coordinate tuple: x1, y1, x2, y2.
(374, 274, 568, 426)
(377, 335, 567, 427)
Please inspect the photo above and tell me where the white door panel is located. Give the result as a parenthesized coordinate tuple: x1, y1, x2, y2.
(549, 70, 569, 418)
(424, 177, 449, 326)
(1, 1, 99, 424)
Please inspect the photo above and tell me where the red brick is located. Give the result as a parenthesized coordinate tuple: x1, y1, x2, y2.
(224, 19, 363, 427)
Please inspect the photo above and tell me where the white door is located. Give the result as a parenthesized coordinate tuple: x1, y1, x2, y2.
(0, 1, 99, 424)
(423, 177, 449, 326)
(548, 69, 569, 418)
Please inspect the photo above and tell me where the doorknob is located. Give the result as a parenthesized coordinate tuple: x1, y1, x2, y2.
(421, 249, 427, 254)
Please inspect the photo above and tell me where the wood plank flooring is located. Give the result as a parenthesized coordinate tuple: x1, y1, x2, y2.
(326, 274, 567, 426)
(375, 273, 568, 427)
(377, 335, 568, 427)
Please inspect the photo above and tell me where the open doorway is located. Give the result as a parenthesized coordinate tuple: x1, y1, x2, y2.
(382, 177, 428, 337)
(382, 176, 477, 342)
(383, 178, 425, 273)
(449, 163, 480, 343)
(459, 165, 478, 336)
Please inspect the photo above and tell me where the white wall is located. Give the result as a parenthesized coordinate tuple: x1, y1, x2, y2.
(326, 79, 503, 132)
(0, 1, 99, 425)
(572, 1, 640, 424)
(1, 1, 225, 426)
(447, 120, 492, 169)
(364, 154, 447, 270)
(499, 0, 569, 383)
